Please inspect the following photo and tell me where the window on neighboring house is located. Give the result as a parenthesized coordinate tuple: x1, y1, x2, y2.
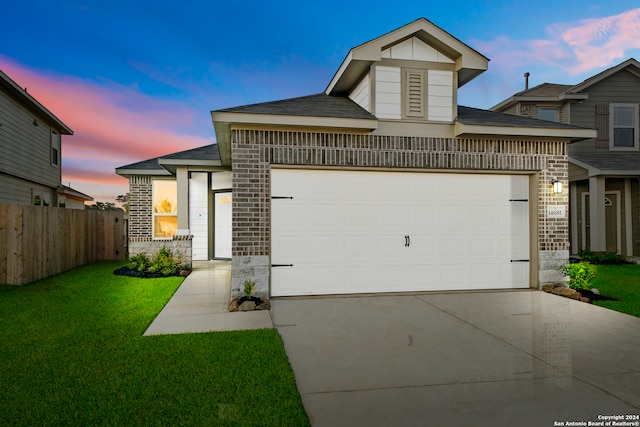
(610, 103, 639, 150)
(537, 107, 559, 122)
(51, 130, 60, 166)
(152, 180, 178, 238)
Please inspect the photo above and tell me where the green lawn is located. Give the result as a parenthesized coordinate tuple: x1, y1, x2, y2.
(0, 261, 309, 426)
(590, 264, 640, 318)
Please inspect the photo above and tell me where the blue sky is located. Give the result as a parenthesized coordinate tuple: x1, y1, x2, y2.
(2, 0, 640, 202)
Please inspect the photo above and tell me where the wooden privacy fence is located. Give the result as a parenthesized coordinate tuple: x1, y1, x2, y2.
(0, 204, 125, 285)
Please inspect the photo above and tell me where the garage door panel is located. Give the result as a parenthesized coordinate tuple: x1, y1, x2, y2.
(345, 235, 378, 258)
(468, 234, 499, 257)
(377, 235, 407, 258)
(440, 234, 466, 257)
(440, 205, 466, 227)
(408, 205, 437, 226)
(271, 169, 530, 295)
(346, 204, 374, 227)
(469, 205, 500, 227)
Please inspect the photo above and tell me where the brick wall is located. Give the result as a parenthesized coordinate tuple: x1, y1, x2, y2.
(126, 175, 192, 267)
(128, 176, 152, 241)
(232, 129, 571, 294)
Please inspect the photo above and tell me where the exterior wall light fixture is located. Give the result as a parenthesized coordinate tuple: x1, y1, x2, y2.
(551, 177, 563, 194)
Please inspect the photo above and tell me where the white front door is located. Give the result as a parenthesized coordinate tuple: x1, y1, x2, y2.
(214, 192, 232, 259)
(271, 169, 530, 296)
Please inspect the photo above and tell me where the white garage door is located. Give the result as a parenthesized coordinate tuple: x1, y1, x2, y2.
(271, 169, 530, 296)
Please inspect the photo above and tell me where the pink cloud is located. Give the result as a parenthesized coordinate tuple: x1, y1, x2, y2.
(0, 55, 215, 203)
(551, 8, 640, 74)
(474, 8, 640, 78)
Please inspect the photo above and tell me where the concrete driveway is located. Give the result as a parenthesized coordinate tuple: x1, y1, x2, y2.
(271, 290, 640, 427)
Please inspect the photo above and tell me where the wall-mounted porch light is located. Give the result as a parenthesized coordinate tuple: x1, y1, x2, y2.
(551, 177, 563, 194)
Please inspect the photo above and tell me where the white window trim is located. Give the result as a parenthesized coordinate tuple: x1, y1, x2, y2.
(609, 103, 639, 151)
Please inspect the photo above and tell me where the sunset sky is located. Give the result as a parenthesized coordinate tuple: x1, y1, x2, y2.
(2, 1, 640, 204)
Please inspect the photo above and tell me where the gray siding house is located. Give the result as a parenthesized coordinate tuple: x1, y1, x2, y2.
(118, 18, 595, 299)
(0, 69, 92, 208)
(492, 59, 640, 256)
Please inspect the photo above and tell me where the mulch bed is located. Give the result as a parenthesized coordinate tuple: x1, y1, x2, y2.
(577, 289, 617, 302)
(113, 266, 188, 279)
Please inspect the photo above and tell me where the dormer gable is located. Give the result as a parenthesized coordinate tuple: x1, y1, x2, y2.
(326, 18, 488, 124)
(381, 36, 454, 63)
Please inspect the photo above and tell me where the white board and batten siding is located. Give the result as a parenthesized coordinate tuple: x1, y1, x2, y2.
(428, 70, 454, 122)
(189, 172, 209, 261)
(374, 66, 402, 119)
(381, 37, 454, 63)
(271, 169, 530, 296)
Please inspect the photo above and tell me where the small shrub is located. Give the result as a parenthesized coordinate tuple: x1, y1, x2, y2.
(243, 279, 255, 297)
(579, 250, 627, 265)
(148, 246, 185, 276)
(561, 261, 596, 291)
(128, 253, 150, 272)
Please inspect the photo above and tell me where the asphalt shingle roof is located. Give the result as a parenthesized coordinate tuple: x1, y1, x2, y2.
(571, 152, 640, 172)
(214, 93, 377, 120)
(161, 144, 220, 161)
(512, 83, 573, 97)
(456, 106, 586, 129)
(117, 144, 220, 170)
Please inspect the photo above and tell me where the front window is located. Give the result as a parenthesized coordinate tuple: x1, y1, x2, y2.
(610, 103, 639, 150)
(153, 180, 177, 238)
(537, 107, 559, 122)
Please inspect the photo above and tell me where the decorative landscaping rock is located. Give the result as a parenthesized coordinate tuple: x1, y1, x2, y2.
(238, 301, 256, 311)
(228, 295, 271, 312)
(543, 284, 616, 304)
(179, 269, 191, 277)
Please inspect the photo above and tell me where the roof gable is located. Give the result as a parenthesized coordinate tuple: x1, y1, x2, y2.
(381, 37, 454, 63)
(0, 68, 73, 135)
(326, 18, 488, 95)
(567, 58, 640, 94)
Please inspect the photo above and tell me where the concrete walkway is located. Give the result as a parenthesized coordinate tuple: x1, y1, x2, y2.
(144, 260, 273, 335)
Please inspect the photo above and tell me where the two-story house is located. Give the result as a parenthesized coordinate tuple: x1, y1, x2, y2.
(0, 68, 92, 208)
(492, 59, 640, 257)
(117, 18, 595, 299)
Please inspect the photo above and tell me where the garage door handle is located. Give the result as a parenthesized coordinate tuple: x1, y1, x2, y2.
(272, 264, 294, 267)
(510, 259, 529, 262)
(405, 235, 410, 247)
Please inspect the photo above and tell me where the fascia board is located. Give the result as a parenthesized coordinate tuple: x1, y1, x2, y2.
(325, 51, 354, 94)
(158, 159, 222, 167)
(212, 112, 378, 130)
(454, 121, 597, 140)
(115, 168, 172, 177)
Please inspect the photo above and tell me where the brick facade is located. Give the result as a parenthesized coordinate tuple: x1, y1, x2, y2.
(127, 175, 192, 267)
(232, 129, 570, 295)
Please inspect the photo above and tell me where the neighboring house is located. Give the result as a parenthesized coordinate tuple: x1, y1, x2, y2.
(58, 185, 94, 209)
(118, 18, 594, 298)
(492, 58, 640, 256)
(0, 69, 92, 208)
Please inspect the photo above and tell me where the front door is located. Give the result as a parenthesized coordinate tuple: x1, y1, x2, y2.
(214, 192, 232, 259)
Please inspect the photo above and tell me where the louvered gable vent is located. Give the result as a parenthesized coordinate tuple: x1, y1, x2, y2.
(405, 70, 425, 118)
